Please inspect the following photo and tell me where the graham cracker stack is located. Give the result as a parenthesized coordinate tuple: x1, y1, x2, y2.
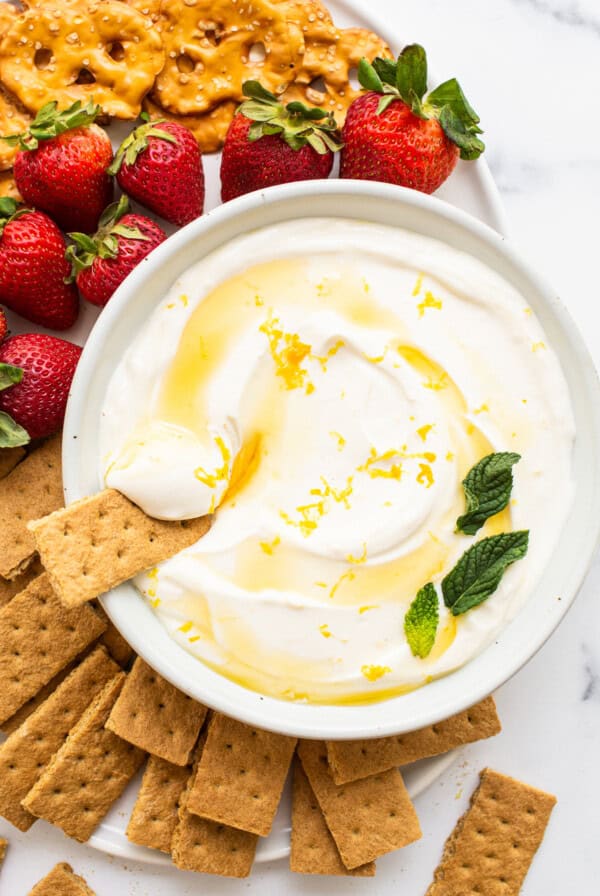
(0, 573, 106, 726)
(298, 739, 422, 869)
(28, 488, 211, 607)
(185, 713, 297, 837)
(327, 696, 502, 784)
(0, 646, 120, 831)
(22, 674, 146, 841)
(127, 755, 192, 853)
(290, 760, 376, 876)
(106, 657, 207, 765)
(0, 434, 63, 580)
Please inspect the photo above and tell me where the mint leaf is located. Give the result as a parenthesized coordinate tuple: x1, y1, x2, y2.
(404, 583, 439, 658)
(0, 411, 30, 447)
(0, 363, 23, 392)
(442, 531, 529, 616)
(456, 452, 521, 535)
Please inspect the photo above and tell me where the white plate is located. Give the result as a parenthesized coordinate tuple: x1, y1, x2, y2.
(1, 0, 506, 867)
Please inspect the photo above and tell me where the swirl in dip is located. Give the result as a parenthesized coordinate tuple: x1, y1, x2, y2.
(100, 219, 575, 704)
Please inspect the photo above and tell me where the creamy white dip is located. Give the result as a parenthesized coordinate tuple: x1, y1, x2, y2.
(100, 219, 575, 704)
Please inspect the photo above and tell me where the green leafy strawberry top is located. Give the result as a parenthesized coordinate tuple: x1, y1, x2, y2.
(66, 195, 149, 278)
(3, 99, 101, 152)
(358, 44, 485, 160)
(108, 114, 178, 176)
(0, 197, 28, 238)
(237, 81, 343, 154)
(0, 364, 29, 447)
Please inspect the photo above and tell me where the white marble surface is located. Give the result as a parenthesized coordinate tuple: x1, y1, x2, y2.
(2, 0, 600, 892)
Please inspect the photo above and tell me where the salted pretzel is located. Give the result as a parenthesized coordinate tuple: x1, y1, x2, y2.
(0, 5, 33, 171)
(0, 87, 32, 172)
(0, 171, 22, 202)
(0, 1, 164, 119)
(283, 26, 392, 125)
(142, 95, 237, 154)
(153, 0, 304, 116)
(0, 2, 18, 32)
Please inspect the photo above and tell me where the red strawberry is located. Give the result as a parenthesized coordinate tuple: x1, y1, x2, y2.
(0, 333, 81, 445)
(220, 81, 342, 202)
(12, 100, 113, 233)
(110, 118, 204, 226)
(340, 45, 485, 193)
(66, 195, 167, 307)
(0, 198, 79, 330)
(0, 308, 6, 343)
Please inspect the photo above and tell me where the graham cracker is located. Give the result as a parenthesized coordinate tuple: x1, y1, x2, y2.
(291, 760, 376, 876)
(105, 657, 207, 765)
(0, 446, 25, 480)
(28, 488, 212, 607)
(0, 573, 106, 726)
(28, 863, 96, 896)
(327, 697, 502, 784)
(0, 837, 6, 866)
(126, 755, 191, 852)
(186, 713, 297, 837)
(172, 741, 258, 878)
(426, 767, 556, 896)
(0, 646, 120, 831)
(0, 557, 44, 609)
(298, 739, 422, 869)
(0, 434, 63, 579)
(22, 674, 146, 842)
(92, 602, 134, 667)
(1, 663, 76, 736)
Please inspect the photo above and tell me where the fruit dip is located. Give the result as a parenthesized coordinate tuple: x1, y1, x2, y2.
(99, 219, 575, 704)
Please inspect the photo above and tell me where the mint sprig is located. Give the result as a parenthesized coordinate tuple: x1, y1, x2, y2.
(358, 44, 485, 160)
(456, 452, 521, 535)
(442, 531, 529, 616)
(404, 583, 439, 659)
(0, 364, 30, 447)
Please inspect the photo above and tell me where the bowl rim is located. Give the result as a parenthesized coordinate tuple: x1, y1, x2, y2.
(63, 179, 600, 739)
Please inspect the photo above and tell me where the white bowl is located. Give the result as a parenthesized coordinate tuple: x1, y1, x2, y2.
(63, 180, 600, 739)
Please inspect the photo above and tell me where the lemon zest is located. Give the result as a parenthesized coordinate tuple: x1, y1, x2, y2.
(194, 436, 231, 489)
(417, 291, 443, 317)
(361, 664, 391, 682)
(260, 535, 281, 556)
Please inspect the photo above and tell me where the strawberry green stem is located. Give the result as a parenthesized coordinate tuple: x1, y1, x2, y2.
(65, 195, 149, 280)
(239, 80, 343, 154)
(108, 115, 177, 176)
(1, 99, 101, 152)
(358, 45, 485, 160)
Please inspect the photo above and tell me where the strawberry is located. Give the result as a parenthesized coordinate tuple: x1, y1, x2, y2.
(110, 118, 204, 226)
(10, 100, 113, 234)
(220, 81, 342, 202)
(340, 45, 485, 193)
(0, 198, 79, 330)
(66, 195, 167, 307)
(0, 333, 81, 445)
(0, 308, 6, 343)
